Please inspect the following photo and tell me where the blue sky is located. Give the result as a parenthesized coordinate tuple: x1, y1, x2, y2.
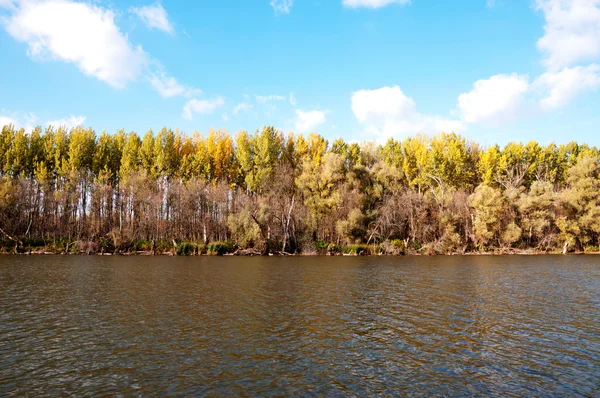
(1, 0, 599, 146)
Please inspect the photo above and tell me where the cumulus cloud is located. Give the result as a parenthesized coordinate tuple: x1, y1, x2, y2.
(450, 1, 600, 127)
(0, 1, 213, 103)
(3, 0, 148, 88)
(457, 74, 530, 124)
(295, 109, 327, 132)
(458, 67, 600, 121)
(536, 0, 600, 71)
(342, 0, 411, 9)
(352, 85, 417, 123)
(150, 73, 201, 98)
(130, 3, 173, 34)
(47, 115, 86, 129)
(289, 92, 297, 106)
(182, 97, 225, 120)
(534, 64, 600, 109)
(351, 86, 462, 140)
(270, 0, 292, 15)
(456, 1, 600, 125)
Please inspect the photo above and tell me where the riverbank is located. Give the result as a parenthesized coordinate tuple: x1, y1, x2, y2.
(0, 238, 594, 256)
(2, 252, 594, 256)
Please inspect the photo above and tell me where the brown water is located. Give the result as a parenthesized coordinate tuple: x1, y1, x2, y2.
(0, 255, 599, 396)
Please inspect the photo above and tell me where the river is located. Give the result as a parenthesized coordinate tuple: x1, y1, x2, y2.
(1, 255, 599, 396)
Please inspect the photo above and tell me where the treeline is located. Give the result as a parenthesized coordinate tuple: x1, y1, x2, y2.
(1, 124, 599, 255)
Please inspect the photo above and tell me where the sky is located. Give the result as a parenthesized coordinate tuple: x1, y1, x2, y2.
(0, 0, 600, 146)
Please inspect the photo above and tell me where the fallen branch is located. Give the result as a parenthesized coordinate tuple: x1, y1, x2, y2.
(0, 227, 23, 254)
(0, 227, 21, 244)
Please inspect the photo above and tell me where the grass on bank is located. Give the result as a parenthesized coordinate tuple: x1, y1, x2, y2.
(1, 237, 596, 256)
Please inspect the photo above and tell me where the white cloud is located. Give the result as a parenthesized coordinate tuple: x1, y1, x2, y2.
(182, 97, 224, 120)
(457, 67, 600, 121)
(130, 3, 173, 34)
(4, 112, 87, 131)
(0, 111, 37, 131)
(150, 73, 201, 98)
(352, 85, 417, 123)
(0, 109, 37, 131)
(456, 1, 600, 126)
(457, 74, 530, 124)
(0, 0, 17, 10)
(1, 112, 87, 131)
(0, 116, 17, 128)
(295, 109, 327, 132)
(47, 115, 86, 129)
(536, 0, 600, 70)
(270, 0, 293, 15)
(255, 94, 286, 103)
(351, 86, 462, 140)
(289, 92, 297, 106)
(3, 0, 148, 88)
(534, 64, 600, 109)
(342, 0, 411, 9)
(233, 102, 253, 115)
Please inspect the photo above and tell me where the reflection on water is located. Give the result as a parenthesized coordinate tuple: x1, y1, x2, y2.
(0, 255, 599, 396)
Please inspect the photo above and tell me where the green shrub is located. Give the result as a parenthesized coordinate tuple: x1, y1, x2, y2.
(154, 240, 172, 253)
(408, 240, 422, 251)
(177, 241, 204, 255)
(23, 238, 46, 248)
(99, 237, 115, 253)
(315, 240, 329, 250)
(207, 241, 234, 255)
(134, 240, 153, 251)
(227, 206, 260, 248)
(68, 241, 80, 254)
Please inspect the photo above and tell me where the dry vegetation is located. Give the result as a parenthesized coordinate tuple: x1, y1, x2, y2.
(1, 124, 599, 255)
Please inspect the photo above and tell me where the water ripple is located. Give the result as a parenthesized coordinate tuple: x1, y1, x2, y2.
(0, 255, 599, 396)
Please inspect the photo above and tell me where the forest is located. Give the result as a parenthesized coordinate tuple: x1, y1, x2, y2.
(0, 124, 599, 255)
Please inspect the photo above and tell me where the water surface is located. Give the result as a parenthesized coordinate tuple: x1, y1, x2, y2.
(1, 255, 599, 396)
